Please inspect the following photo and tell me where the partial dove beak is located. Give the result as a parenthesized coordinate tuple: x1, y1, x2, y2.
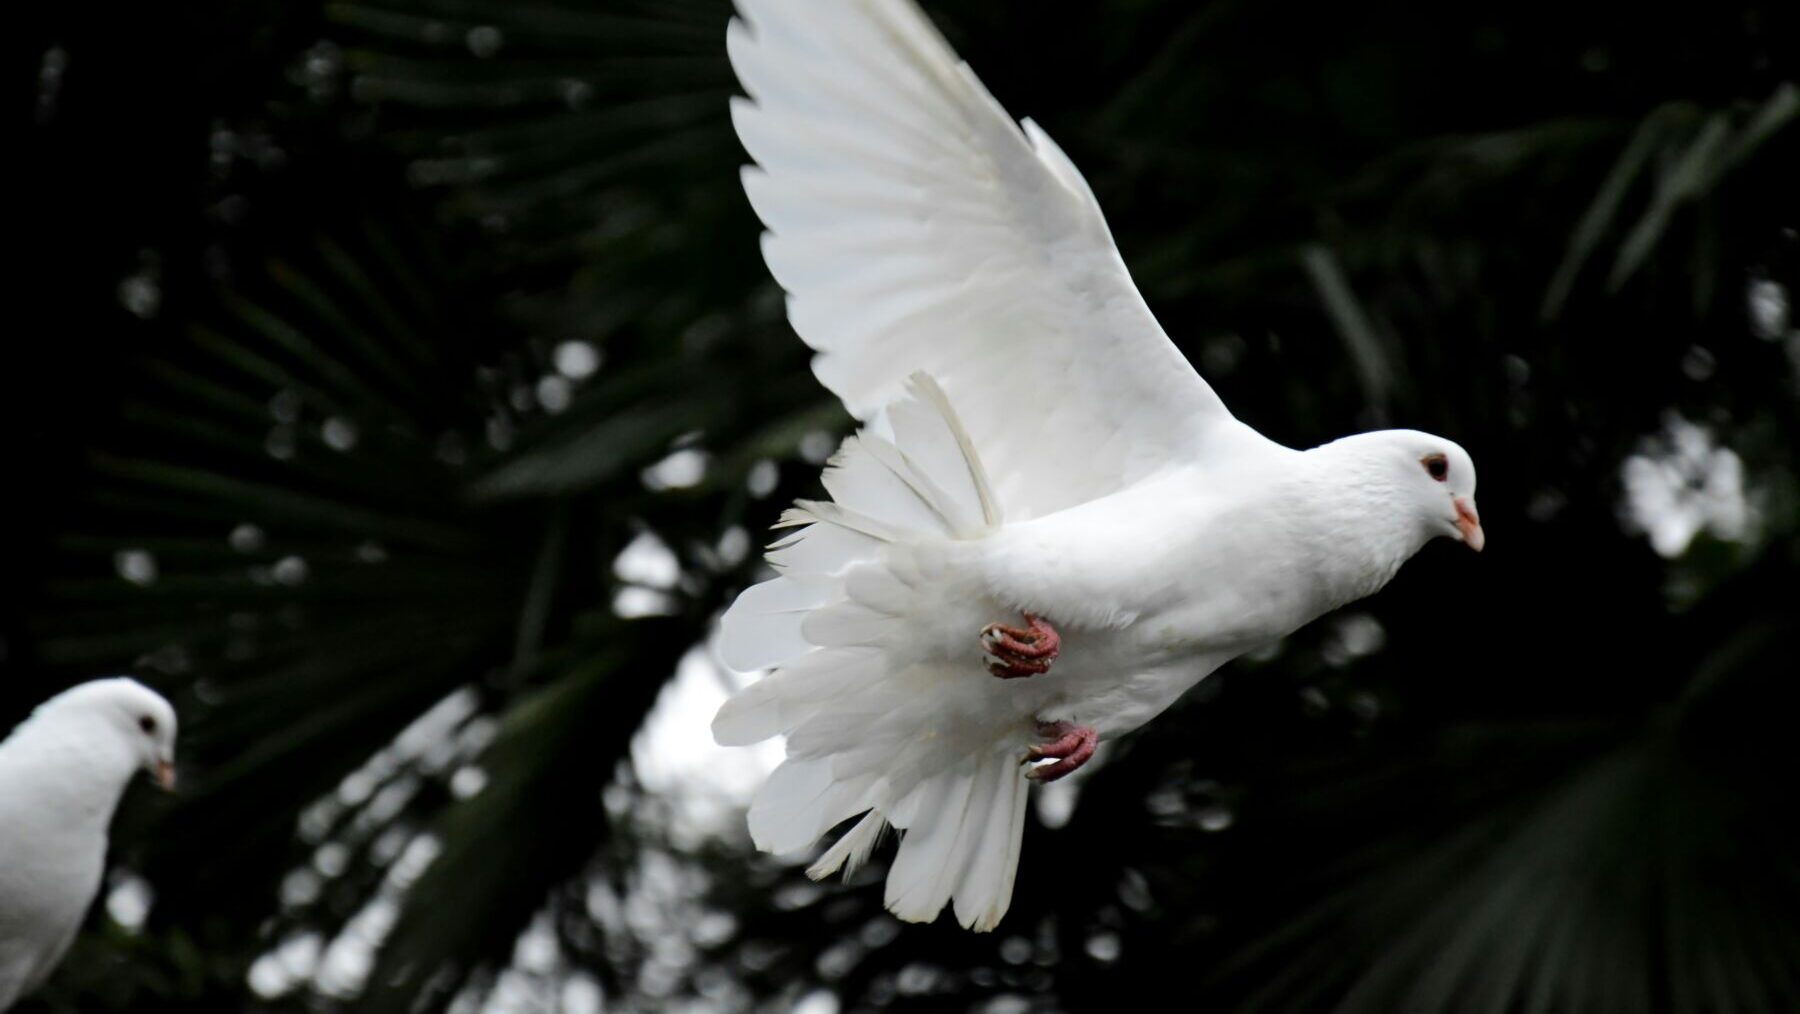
(1455, 497, 1484, 552)
(155, 759, 177, 791)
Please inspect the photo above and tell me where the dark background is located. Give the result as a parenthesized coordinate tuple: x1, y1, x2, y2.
(9, 0, 1800, 1010)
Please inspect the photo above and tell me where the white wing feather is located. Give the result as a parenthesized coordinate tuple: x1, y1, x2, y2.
(729, 0, 1263, 519)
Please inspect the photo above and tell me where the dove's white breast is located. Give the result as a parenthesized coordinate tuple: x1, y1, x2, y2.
(0, 726, 122, 1007)
(0, 824, 104, 1004)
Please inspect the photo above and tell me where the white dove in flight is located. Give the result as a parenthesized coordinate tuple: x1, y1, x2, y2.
(0, 678, 178, 1010)
(712, 0, 1484, 931)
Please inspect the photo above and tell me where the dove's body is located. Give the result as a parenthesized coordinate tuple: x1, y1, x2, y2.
(969, 441, 1434, 736)
(752, 433, 1441, 745)
(715, 0, 1482, 931)
(0, 739, 120, 1009)
(0, 679, 177, 1010)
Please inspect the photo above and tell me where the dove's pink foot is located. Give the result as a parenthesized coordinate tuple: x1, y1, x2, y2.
(1025, 721, 1098, 782)
(981, 614, 1061, 678)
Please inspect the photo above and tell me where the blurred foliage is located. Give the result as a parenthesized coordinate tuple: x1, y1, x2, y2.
(9, 0, 1800, 1011)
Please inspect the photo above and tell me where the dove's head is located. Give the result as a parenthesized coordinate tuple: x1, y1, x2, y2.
(1318, 429, 1483, 553)
(36, 677, 180, 791)
(1372, 430, 1483, 552)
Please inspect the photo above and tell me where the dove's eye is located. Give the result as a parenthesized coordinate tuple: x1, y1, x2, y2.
(1422, 454, 1449, 482)
(139, 715, 157, 735)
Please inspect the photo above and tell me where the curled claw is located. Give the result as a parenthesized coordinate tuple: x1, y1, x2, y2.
(1024, 721, 1098, 782)
(981, 614, 1061, 679)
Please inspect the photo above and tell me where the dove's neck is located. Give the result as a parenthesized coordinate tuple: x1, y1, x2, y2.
(1295, 440, 1437, 607)
(0, 711, 141, 832)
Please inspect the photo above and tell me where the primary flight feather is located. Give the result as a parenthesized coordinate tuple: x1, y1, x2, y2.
(715, 0, 1484, 931)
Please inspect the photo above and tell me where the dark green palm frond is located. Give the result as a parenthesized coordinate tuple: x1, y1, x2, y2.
(321, 0, 740, 268)
(1541, 85, 1800, 319)
(1175, 568, 1800, 1014)
(356, 622, 691, 1012)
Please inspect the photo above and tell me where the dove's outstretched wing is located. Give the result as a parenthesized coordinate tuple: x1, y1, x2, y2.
(729, 0, 1266, 520)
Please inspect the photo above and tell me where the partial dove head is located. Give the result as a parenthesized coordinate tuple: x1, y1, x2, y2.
(33, 677, 179, 791)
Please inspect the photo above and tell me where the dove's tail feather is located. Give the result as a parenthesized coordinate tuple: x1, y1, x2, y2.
(715, 373, 1032, 931)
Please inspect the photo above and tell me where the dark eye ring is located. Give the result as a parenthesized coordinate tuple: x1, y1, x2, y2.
(1423, 455, 1449, 482)
(139, 715, 157, 734)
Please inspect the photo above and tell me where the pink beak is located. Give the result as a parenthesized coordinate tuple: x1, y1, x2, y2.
(155, 760, 178, 792)
(1455, 497, 1484, 552)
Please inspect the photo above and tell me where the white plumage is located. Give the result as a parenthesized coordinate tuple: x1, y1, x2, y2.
(716, 0, 1485, 931)
(0, 678, 178, 1010)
